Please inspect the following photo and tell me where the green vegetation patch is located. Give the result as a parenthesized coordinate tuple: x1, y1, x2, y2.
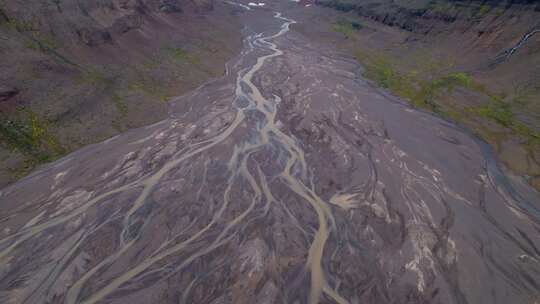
(477, 4, 491, 16)
(162, 47, 201, 64)
(354, 49, 540, 147)
(3, 17, 35, 32)
(475, 101, 513, 127)
(128, 79, 168, 102)
(24, 34, 61, 51)
(332, 18, 363, 38)
(170, 47, 189, 60)
(427, 0, 456, 14)
(112, 94, 128, 116)
(474, 101, 540, 145)
(78, 68, 113, 87)
(357, 52, 442, 110)
(0, 109, 64, 165)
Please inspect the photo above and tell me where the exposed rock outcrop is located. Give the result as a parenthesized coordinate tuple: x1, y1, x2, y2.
(0, 86, 18, 102)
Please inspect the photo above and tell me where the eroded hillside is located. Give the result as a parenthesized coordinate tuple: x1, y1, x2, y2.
(302, 0, 540, 189)
(0, 0, 241, 187)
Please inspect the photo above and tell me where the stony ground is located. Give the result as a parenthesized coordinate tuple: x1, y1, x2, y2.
(0, 1, 539, 304)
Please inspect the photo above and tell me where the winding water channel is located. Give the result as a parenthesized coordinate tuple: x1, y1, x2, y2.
(0, 5, 539, 304)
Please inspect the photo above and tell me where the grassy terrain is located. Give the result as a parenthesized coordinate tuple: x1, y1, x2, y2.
(356, 50, 472, 111)
(354, 49, 540, 181)
(0, 1, 242, 187)
(163, 46, 201, 64)
(0, 109, 65, 178)
(357, 49, 540, 135)
(332, 18, 362, 38)
(305, 0, 540, 189)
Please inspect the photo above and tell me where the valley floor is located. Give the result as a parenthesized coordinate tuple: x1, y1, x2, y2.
(0, 2, 539, 304)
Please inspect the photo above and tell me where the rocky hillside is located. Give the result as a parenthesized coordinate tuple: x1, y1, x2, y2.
(0, 0, 242, 187)
(305, 0, 540, 190)
(318, 0, 540, 29)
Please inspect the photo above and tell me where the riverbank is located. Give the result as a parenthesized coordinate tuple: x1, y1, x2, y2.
(0, 4, 539, 303)
(286, 0, 540, 191)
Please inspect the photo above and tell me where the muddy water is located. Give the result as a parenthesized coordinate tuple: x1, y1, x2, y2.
(0, 5, 539, 304)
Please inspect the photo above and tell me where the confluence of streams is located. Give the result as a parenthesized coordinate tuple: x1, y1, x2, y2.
(0, 6, 539, 304)
(0, 12, 343, 304)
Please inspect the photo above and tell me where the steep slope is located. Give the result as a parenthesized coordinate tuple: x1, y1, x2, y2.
(305, 0, 540, 190)
(0, 0, 242, 187)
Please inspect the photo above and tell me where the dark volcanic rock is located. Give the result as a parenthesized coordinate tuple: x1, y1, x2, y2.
(317, 0, 539, 34)
(111, 14, 144, 34)
(160, 0, 183, 12)
(0, 86, 18, 102)
(0, 7, 8, 23)
(76, 28, 113, 46)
